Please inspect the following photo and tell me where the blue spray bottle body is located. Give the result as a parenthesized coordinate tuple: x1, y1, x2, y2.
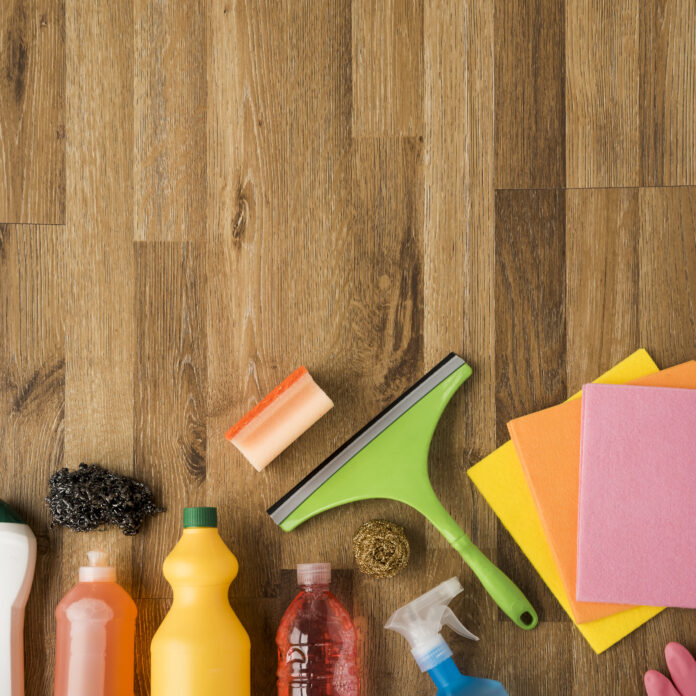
(429, 658, 507, 695)
(386, 577, 508, 696)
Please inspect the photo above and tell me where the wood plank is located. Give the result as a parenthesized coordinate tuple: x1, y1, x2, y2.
(0, 0, 65, 223)
(422, 0, 497, 658)
(566, 0, 639, 187)
(640, 0, 696, 186)
(134, 0, 206, 240)
(63, 0, 135, 597)
(132, 241, 207, 600)
(499, 622, 575, 693)
(206, 0, 288, 606)
(275, 0, 356, 572)
(134, 598, 169, 696)
(565, 188, 640, 392)
(564, 188, 650, 696)
(206, 2, 291, 691)
(494, 0, 565, 189)
(639, 187, 696, 365)
(635, 186, 696, 691)
(350, 136, 425, 694)
(352, 0, 423, 137)
(0, 224, 64, 696)
(568, 186, 696, 695)
(494, 189, 568, 623)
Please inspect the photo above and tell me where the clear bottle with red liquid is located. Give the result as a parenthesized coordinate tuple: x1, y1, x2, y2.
(276, 563, 359, 696)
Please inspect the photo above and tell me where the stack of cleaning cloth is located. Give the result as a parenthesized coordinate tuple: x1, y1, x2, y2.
(468, 350, 696, 653)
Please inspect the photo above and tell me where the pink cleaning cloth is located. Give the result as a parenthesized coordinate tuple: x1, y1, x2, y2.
(226, 367, 333, 471)
(577, 384, 696, 608)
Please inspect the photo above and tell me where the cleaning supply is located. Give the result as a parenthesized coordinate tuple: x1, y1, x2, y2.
(151, 507, 250, 696)
(644, 642, 696, 696)
(276, 563, 359, 696)
(468, 349, 664, 653)
(577, 383, 696, 608)
(352, 519, 410, 578)
(507, 360, 696, 622)
(54, 551, 136, 696)
(46, 463, 164, 535)
(268, 353, 537, 629)
(226, 366, 334, 471)
(0, 500, 36, 696)
(386, 577, 507, 695)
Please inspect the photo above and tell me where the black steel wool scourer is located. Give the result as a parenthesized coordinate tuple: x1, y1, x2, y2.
(46, 463, 164, 536)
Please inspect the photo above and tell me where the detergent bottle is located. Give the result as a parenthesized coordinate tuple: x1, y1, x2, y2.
(0, 500, 36, 696)
(276, 563, 359, 695)
(151, 507, 250, 696)
(386, 577, 508, 696)
(54, 550, 136, 696)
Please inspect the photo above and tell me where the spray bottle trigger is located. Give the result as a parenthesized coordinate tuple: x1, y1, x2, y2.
(441, 607, 479, 642)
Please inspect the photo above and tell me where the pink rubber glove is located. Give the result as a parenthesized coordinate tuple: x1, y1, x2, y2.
(645, 643, 696, 696)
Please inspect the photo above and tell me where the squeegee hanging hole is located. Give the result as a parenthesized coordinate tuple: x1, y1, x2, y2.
(520, 612, 535, 627)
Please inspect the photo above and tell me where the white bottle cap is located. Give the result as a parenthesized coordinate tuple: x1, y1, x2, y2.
(297, 562, 331, 586)
(79, 550, 116, 582)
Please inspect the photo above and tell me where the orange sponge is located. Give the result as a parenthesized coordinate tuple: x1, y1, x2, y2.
(226, 367, 333, 471)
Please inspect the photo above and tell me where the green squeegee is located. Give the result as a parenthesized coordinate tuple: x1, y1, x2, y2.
(268, 353, 538, 629)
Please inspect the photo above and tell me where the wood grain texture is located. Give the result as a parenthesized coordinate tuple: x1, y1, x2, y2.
(0, 0, 64, 223)
(134, 0, 206, 240)
(639, 187, 696, 365)
(63, 0, 135, 605)
(494, 0, 565, 188)
(206, 11, 288, 667)
(133, 241, 207, 600)
(422, 0, 501, 685)
(564, 189, 649, 696)
(350, 136, 425, 694)
(566, 0, 640, 187)
(641, 0, 696, 186)
(0, 224, 64, 695)
(495, 189, 568, 625)
(565, 188, 640, 391)
(2, 2, 696, 695)
(352, 0, 423, 136)
(422, 0, 497, 598)
(134, 599, 169, 696)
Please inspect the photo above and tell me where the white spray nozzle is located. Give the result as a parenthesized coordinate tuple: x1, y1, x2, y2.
(385, 577, 478, 672)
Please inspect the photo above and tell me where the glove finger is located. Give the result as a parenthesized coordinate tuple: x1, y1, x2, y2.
(644, 670, 682, 696)
(665, 642, 696, 696)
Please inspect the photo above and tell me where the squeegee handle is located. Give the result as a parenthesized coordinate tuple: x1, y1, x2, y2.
(453, 536, 538, 630)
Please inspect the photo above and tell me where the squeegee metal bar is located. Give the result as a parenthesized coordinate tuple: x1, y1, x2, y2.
(267, 352, 465, 524)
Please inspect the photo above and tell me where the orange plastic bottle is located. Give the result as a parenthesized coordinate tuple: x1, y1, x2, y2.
(54, 551, 137, 696)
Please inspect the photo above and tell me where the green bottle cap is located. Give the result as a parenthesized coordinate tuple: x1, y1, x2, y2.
(0, 499, 25, 524)
(183, 507, 217, 528)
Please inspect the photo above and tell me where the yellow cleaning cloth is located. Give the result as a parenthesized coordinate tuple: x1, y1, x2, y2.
(468, 349, 664, 654)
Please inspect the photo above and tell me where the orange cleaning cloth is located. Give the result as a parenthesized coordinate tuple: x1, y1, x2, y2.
(507, 360, 696, 624)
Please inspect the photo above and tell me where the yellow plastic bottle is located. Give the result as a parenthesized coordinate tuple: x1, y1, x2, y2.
(151, 507, 250, 696)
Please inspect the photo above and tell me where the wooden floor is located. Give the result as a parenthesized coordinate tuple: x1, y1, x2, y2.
(1, 1, 696, 694)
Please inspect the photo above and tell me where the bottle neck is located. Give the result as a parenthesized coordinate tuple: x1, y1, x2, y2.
(299, 583, 329, 593)
(79, 568, 116, 582)
(428, 658, 467, 690)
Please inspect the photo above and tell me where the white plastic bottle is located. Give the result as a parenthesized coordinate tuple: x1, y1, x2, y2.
(0, 500, 37, 696)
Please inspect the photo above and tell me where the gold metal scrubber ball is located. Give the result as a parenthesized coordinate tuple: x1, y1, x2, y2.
(352, 519, 410, 578)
